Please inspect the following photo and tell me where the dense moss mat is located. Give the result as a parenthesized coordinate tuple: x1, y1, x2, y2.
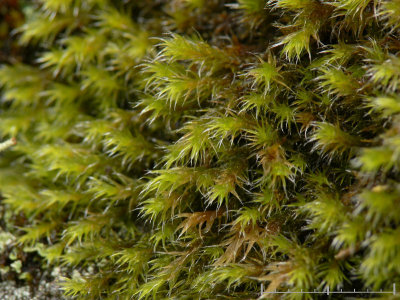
(1, 0, 400, 299)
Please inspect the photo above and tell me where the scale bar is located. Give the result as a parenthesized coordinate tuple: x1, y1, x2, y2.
(260, 283, 396, 296)
(262, 291, 394, 294)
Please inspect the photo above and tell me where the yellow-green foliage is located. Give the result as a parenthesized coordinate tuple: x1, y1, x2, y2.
(0, 0, 400, 299)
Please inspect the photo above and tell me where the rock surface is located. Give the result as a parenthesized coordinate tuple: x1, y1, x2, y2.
(0, 280, 64, 300)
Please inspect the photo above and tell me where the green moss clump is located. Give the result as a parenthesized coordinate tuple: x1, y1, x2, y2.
(1, 0, 400, 298)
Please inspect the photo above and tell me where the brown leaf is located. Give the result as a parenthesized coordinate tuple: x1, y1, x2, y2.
(176, 209, 224, 237)
(215, 224, 270, 265)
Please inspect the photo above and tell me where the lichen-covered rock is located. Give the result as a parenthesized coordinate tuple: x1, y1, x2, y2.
(0, 280, 65, 300)
(0, 0, 400, 299)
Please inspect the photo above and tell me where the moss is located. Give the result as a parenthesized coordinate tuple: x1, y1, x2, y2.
(0, 0, 400, 298)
